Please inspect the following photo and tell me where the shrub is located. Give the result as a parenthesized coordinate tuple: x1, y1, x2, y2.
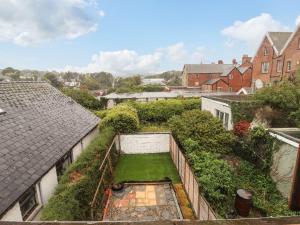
(99, 104, 139, 133)
(233, 120, 250, 137)
(94, 109, 108, 118)
(41, 127, 115, 221)
(169, 110, 234, 154)
(131, 98, 201, 123)
(62, 88, 103, 110)
(188, 151, 235, 217)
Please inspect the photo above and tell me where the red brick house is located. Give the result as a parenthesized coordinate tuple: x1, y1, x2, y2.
(252, 24, 300, 87)
(182, 55, 252, 92)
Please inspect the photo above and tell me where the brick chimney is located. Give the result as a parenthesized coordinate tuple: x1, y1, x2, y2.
(232, 58, 237, 65)
(242, 54, 252, 66)
(218, 60, 223, 64)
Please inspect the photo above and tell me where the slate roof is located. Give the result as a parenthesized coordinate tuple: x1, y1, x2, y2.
(204, 78, 222, 85)
(184, 64, 234, 74)
(268, 32, 292, 54)
(237, 66, 250, 74)
(0, 82, 99, 217)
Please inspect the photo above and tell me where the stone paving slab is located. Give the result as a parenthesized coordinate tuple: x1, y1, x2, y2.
(104, 183, 181, 221)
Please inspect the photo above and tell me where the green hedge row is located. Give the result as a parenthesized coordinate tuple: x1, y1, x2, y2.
(129, 98, 201, 123)
(41, 127, 115, 221)
(99, 104, 139, 133)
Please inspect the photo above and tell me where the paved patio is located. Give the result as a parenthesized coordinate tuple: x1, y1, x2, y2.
(103, 183, 182, 221)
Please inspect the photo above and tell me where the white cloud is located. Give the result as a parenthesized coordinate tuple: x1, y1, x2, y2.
(0, 0, 102, 46)
(296, 15, 300, 26)
(61, 43, 206, 75)
(221, 13, 289, 48)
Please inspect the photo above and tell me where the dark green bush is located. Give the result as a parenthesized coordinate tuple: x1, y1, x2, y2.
(41, 127, 115, 221)
(63, 88, 103, 110)
(99, 104, 139, 133)
(169, 109, 234, 154)
(131, 98, 201, 123)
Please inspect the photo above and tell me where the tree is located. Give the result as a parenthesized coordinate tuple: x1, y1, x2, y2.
(44, 72, 63, 89)
(2, 67, 21, 81)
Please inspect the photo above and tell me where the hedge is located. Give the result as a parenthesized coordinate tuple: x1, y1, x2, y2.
(130, 98, 201, 123)
(99, 104, 139, 133)
(41, 127, 115, 221)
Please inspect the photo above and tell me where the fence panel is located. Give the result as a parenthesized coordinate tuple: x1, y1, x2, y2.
(169, 136, 216, 220)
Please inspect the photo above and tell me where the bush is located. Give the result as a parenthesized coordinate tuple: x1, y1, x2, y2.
(169, 110, 234, 154)
(131, 98, 201, 123)
(99, 104, 139, 133)
(41, 127, 115, 221)
(63, 88, 103, 110)
(188, 151, 235, 217)
(233, 120, 250, 137)
(94, 110, 108, 118)
(233, 126, 277, 173)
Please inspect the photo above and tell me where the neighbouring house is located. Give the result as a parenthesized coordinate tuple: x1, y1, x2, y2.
(0, 82, 100, 221)
(236, 87, 255, 95)
(201, 95, 251, 130)
(142, 78, 166, 86)
(182, 55, 252, 92)
(268, 128, 300, 209)
(103, 92, 178, 108)
(252, 24, 300, 87)
(64, 79, 80, 88)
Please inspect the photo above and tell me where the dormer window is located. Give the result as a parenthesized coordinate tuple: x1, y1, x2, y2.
(264, 47, 269, 56)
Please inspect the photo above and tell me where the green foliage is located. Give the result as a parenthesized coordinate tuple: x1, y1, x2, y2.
(188, 151, 235, 216)
(94, 110, 108, 118)
(142, 84, 165, 92)
(131, 98, 201, 123)
(44, 72, 63, 89)
(145, 70, 182, 86)
(254, 82, 300, 127)
(99, 104, 139, 133)
(234, 126, 278, 173)
(139, 123, 170, 132)
(169, 110, 234, 154)
(231, 101, 258, 124)
(235, 161, 297, 217)
(63, 88, 103, 110)
(41, 127, 115, 221)
(80, 72, 114, 90)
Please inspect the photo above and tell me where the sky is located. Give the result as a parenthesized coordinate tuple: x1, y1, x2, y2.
(0, 0, 300, 76)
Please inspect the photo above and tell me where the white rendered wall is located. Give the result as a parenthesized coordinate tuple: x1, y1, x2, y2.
(72, 142, 83, 162)
(201, 97, 233, 130)
(0, 202, 23, 221)
(39, 167, 58, 205)
(120, 133, 170, 154)
(82, 127, 99, 149)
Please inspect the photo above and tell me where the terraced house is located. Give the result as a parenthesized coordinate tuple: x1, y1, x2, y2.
(0, 82, 99, 221)
(252, 24, 300, 87)
(182, 55, 252, 92)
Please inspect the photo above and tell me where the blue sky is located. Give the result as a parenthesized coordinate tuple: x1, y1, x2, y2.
(0, 0, 300, 75)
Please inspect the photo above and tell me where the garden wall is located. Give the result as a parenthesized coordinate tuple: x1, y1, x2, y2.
(119, 133, 170, 154)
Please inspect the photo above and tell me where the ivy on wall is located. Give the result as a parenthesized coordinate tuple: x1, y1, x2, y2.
(230, 101, 259, 124)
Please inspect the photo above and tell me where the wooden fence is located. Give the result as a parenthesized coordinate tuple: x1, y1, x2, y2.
(170, 135, 217, 220)
(90, 135, 120, 220)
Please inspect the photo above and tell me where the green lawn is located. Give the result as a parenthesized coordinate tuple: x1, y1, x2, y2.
(113, 153, 181, 183)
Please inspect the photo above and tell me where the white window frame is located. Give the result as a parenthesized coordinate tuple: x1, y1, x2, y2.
(261, 62, 269, 73)
(287, 61, 292, 72)
(264, 47, 269, 56)
(215, 109, 229, 130)
(276, 60, 282, 72)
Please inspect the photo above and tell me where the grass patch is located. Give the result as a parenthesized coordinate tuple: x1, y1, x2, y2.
(114, 153, 181, 183)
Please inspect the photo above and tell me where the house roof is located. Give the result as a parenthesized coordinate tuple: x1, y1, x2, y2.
(184, 64, 234, 75)
(204, 78, 224, 85)
(267, 32, 293, 54)
(0, 82, 99, 216)
(237, 66, 250, 74)
(104, 91, 178, 99)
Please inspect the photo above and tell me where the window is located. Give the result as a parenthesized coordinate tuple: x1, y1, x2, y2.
(56, 152, 72, 179)
(264, 47, 269, 56)
(216, 109, 230, 130)
(261, 62, 269, 73)
(19, 187, 38, 220)
(229, 74, 233, 79)
(287, 61, 292, 72)
(276, 60, 282, 72)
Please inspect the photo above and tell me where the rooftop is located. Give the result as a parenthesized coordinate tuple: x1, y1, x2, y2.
(0, 82, 99, 217)
(202, 95, 254, 104)
(269, 128, 300, 145)
(267, 32, 293, 54)
(183, 64, 234, 75)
